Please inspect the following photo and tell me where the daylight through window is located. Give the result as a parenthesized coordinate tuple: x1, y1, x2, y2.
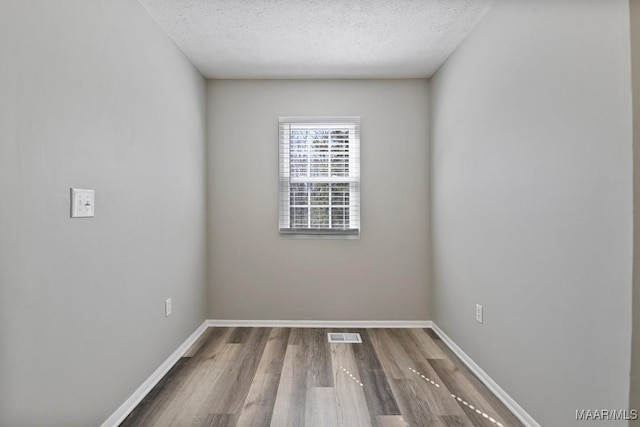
(279, 117, 360, 237)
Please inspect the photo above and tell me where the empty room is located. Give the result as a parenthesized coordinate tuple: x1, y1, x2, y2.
(1, 0, 638, 426)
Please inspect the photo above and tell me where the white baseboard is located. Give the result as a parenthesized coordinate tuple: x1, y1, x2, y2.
(430, 323, 540, 427)
(100, 320, 209, 427)
(206, 319, 433, 328)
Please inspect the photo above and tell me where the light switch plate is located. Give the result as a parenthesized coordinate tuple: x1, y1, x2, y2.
(71, 188, 95, 218)
(165, 298, 172, 317)
(476, 304, 483, 324)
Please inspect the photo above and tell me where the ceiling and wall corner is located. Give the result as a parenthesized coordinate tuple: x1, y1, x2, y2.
(136, 0, 494, 79)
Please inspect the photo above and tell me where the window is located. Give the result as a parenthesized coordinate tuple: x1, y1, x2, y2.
(279, 117, 360, 237)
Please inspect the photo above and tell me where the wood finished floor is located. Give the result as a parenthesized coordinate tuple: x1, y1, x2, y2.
(121, 328, 524, 427)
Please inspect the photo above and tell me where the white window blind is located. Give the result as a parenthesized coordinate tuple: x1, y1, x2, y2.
(279, 117, 360, 237)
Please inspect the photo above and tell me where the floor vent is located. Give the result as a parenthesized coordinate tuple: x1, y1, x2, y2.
(328, 333, 362, 343)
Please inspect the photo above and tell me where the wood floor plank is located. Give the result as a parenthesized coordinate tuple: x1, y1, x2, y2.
(390, 330, 472, 420)
(235, 328, 290, 426)
(287, 327, 305, 345)
(388, 328, 446, 362)
(330, 342, 372, 426)
(191, 327, 232, 359)
(388, 378, 444, 427)
(204, 328, 272, 415)
(367, 328, 416, 380)
(428, 329, 523, 427)
(120, 357, 193, 427)
(257, 327, 290, 375)
(202, 413, 235, 427)
(439, 414, 467, 426)
(235, 373, 281, 427)
(171, 345, 243, 427)
(306, 328, 334, 387)
(270, 344, 307, 427)
(132, 344, 241, 427)
(305, 387, 338, 427)
(428, 358, 520, 427)
(425, 327, 441, 341)
(391, 369, 473, 426)
(375, 415, 409, 427)
(351, 329, 401, 417)
(368, 329, 474, 426)
(184, 328, 216, 357)
(409, 363, 472, 420)
(226, 327, 252, 344)
(406, 328, 449, 359)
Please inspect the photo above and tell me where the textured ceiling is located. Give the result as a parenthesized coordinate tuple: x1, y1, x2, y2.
(137, 0, 493, 79)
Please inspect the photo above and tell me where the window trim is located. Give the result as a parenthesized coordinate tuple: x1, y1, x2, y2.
(278, 116, 360, 239)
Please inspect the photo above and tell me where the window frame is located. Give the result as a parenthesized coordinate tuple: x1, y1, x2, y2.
(278, 116, 361, 239)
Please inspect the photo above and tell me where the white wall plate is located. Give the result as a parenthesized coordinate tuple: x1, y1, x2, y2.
(71, 188, 95, 218)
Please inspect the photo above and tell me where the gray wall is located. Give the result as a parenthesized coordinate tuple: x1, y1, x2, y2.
(631, 0, 640, 423)
(207, 79, 430, 320)
(430, 0, 633, 425)
(0, 1, 207, 425)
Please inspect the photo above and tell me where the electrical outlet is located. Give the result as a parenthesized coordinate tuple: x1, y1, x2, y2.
(476, 304, 483, 324)
(165, 298, 172, 317)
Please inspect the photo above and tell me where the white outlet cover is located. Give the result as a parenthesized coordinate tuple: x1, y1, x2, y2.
(71, 188, 95, 218)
